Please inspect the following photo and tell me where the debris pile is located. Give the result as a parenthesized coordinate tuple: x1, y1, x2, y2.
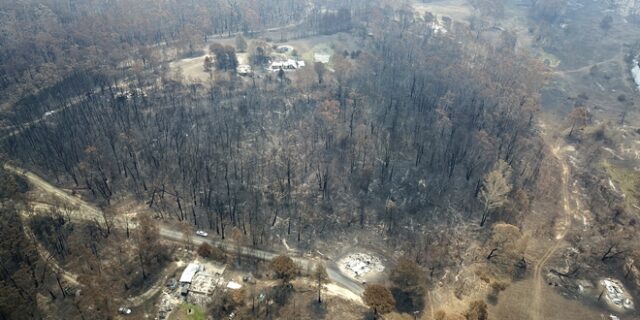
(115, 88, 147, 100)
(157, 290, 181, 320)
(601, 278, 634, 310)
(190, 272, 220, 295)
(428, 21, 447, 34)
(338, 253, 384, 278)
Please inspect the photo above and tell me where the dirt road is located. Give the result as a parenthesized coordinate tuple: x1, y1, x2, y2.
(23, 224, 82, 288)
(532, 144, 573, 320)
(5, 164, 102, 218)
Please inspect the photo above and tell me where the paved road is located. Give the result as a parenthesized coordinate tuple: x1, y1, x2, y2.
(6, 163, 364, 299)
(159, 228, 364, 295)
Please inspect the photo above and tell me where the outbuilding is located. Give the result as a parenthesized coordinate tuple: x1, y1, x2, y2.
(179, 263, 201, 283)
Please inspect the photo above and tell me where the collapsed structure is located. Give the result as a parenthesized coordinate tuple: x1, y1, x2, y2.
(601, 278, 634, 310)
(338, 253, 384, 279)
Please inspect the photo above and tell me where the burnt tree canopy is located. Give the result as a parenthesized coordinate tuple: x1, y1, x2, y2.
(270, 255, 298, 284)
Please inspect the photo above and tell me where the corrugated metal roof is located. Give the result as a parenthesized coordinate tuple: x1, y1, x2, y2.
(179, 263, 200, 283)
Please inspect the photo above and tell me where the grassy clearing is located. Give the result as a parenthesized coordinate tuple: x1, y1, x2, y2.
(300, 43, 334, 65)
(602, 161, 640, 212)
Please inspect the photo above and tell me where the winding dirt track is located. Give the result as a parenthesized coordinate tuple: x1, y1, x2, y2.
(532, 145, 573, 320)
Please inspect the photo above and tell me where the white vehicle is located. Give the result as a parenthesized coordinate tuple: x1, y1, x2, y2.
(195, 230, 208, 237)
(118, 307, 132, 315)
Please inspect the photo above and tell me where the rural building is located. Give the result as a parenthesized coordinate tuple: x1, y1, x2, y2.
(269, 59, 305, 71)
(179, 263, 201, 283)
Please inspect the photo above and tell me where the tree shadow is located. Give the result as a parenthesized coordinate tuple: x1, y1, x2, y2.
(391, 287, 425, 313)
(308, 300, 328, 319)
(272, 284, 293, 306)
(487, 292, 498, 305)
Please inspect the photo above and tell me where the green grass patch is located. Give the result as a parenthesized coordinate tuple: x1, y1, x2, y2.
(603, 161, 640, 212)
(173, 303, 206, 320)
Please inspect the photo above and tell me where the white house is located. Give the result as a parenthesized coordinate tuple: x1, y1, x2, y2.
(269, 59, 305, 72)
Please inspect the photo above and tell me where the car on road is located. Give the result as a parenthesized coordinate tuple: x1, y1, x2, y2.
(118, 307, 132, 315)
(195, 230, 208, 237)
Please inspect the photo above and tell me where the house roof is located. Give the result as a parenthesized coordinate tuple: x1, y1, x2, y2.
(270, 59, 305, 70)
(179, 263, 200, 283)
